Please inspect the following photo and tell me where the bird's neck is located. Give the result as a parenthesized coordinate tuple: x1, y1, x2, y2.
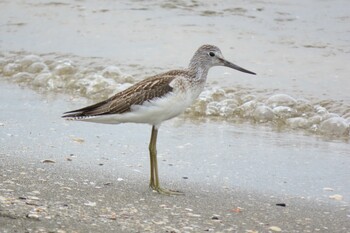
(188, 62, 210, 82)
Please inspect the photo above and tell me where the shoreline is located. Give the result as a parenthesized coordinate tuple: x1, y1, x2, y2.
(1, 0, 349, 231)
(0, 82, 349, 232)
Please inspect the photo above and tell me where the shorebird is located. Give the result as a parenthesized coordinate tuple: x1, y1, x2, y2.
(62, 45, 256, 195)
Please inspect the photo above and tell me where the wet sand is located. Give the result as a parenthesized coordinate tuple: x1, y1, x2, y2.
(1, 83, 349, 232)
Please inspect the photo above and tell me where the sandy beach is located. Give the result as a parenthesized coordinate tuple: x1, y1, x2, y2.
(1, 0, 350, 232)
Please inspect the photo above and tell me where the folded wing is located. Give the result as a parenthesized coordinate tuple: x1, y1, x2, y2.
(62, 71, 185, 119)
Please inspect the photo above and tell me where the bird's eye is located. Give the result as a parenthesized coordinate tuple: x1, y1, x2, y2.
(208, 52, 215, 57)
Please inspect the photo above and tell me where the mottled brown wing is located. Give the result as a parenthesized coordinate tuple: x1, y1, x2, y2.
(62, 70, 186, 118)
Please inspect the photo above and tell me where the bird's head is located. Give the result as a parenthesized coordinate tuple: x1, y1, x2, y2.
(189, 44, 256, 75)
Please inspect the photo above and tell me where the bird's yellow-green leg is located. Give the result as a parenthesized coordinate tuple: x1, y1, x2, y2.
(149, 126, 184, 195)
(149, 126, 156, 189)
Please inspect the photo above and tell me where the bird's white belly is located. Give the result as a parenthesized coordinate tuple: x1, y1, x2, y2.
(80, 90, 197, 126)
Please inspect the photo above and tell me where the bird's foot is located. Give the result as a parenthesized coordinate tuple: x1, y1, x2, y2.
(149, 184, 184, 195)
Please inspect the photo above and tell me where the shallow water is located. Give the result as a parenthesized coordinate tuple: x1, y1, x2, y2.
(1, 50, 349, 139)
(0, 0, 349, 139)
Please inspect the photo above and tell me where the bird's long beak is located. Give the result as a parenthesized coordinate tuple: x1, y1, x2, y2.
(220, 58, 256, 75)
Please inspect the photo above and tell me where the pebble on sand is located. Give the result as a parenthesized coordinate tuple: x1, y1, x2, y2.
(41, 159, 56, 163)
(329, 194, 343, 201)
(269, 226, 282, 232)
